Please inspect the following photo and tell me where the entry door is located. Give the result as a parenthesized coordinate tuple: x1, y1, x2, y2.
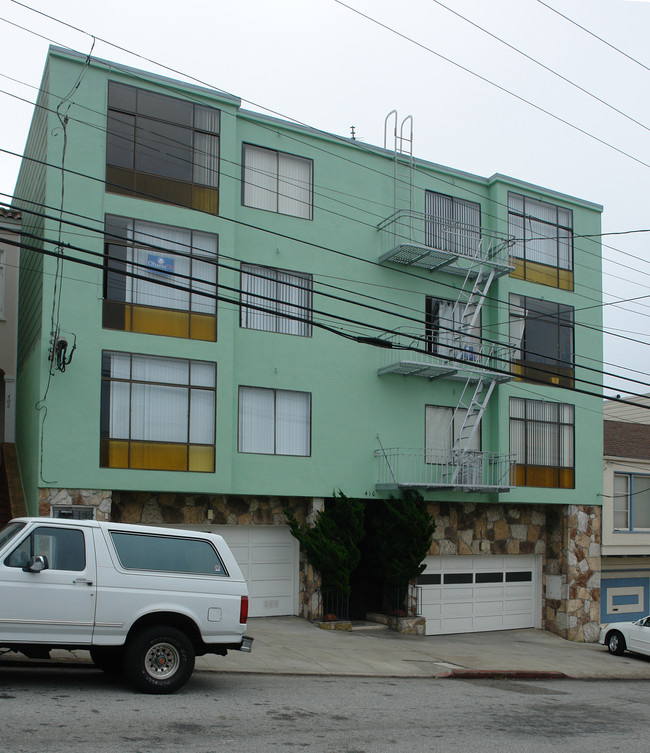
(0, 525, 97, 644)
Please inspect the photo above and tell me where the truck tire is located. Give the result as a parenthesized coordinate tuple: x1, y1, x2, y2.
(90, 646, 125, 674)
(124, 625, 195, 694)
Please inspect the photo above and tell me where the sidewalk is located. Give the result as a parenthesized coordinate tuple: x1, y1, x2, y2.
(199, 616, 650, 680)
(5, 616, 650, 680)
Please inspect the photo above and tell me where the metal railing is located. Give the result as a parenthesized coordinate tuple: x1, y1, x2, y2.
(378, 210, 514, 270)
(375, 447, 516, 492)
(317, 589, 350, 622)
(381, 585, 422, 618)
(378, 327, 515, 378)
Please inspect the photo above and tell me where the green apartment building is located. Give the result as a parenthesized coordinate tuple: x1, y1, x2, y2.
(12, 47, 603, 640)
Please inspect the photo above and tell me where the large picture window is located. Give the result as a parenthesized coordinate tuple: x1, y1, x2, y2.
(508, 193, 573, 290)
(103, 216, 218, 340)
(242, 144, 313, 219)
(238, 386, 311, 456)
(106, 82, 220, 212)
(100, 352, 216, 472)
(510, 397, 574, 488)
(613, 474, 650, 531)
(240, 264, 312, 336)
(425, 191, 481, 257)
(509, 294, 574, 388)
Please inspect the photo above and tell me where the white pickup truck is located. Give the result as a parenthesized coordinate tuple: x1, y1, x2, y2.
(0, 517, 253, 693)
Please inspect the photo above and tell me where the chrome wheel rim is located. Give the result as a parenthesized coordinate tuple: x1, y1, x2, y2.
(610, 635, 618, 652)
(144, 642, 180, 679)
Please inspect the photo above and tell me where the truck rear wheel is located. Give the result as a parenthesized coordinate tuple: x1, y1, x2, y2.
(124, 625, 195, 694)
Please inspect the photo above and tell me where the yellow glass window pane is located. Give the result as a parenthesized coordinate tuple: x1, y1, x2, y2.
(193, 186, 219, 214)
(558, 269, 574, 291)
(190, 313, 217, 341)
(136, 173, 193, 208)
(559, 468, 575, 489)
(101, 439, 129, 468)
(188, 445, 215, 472)
(131, 306, 190, 338)
(106, 166, 135, 195)
(129, 442, 188, 471)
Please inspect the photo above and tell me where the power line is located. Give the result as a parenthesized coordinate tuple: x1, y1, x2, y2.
(430, 0, 650, 135)
(536, 0, 650, 75)
(331, 0, 650, 171)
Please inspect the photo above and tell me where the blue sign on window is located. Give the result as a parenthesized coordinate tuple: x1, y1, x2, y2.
(146, 254, 174, 274)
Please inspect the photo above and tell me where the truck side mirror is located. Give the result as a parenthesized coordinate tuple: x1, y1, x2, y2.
(23, 555, 49, 573)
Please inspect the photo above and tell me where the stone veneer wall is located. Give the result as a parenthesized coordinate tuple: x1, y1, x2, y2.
(36, 490, 602, 639)
(37, 487, 320, 619)
(545, 505, 601, 642)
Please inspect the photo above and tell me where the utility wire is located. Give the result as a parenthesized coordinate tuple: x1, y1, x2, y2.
(430, 0, 650, 135)
(536, 0, 650, 75)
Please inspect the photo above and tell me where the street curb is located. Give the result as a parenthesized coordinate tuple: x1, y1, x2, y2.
(440, 669, 570, 680)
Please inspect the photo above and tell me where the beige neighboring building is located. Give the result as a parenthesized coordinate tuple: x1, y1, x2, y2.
(602, 394, 650, 624)
(0, 207, 21, 445)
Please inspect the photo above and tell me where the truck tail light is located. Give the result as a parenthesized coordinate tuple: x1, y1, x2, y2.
(239, 595, 249, 624)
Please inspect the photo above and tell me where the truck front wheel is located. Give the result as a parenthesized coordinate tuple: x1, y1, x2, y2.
(124, 625, 195, 694)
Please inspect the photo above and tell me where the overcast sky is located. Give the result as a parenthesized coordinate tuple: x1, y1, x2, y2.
(1, 0, 649, 398)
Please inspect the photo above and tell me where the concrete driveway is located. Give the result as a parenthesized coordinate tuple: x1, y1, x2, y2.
(204, 616, 650, 680)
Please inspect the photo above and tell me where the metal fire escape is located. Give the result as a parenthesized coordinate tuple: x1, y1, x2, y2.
(375, 113, 515, 492)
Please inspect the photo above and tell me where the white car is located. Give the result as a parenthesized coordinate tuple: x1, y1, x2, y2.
(599, 616, 650, 657)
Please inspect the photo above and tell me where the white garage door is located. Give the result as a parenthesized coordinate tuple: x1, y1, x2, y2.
(419, 555, 540, 636)
(214, 526, 299, 617)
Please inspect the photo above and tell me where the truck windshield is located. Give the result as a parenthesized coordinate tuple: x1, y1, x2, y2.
(0, 521, 26, 549)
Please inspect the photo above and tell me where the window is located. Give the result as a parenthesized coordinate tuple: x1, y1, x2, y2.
(613, 474, 650, 531)
(242, 144, 313, 219)
(240, 264, 312, 336)
(103, 216, 218, 341)
(425, 297, 480, 360)
(51, 507, 95, 520)
(238, 386, 311, 456)
(425, 191, 481, 256)
(509, 294, 574, 387)
(110, 532, 227, 576)
(425, 405, 480, 461)
(510, 397, 574, 488)
(106, 82, 220, 212)
(5, 526, 86, 571)
(100, 352, 216, 472)
(508, 193, 573, 289)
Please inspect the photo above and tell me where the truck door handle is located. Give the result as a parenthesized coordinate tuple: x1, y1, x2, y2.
(73, 577, 94, 586)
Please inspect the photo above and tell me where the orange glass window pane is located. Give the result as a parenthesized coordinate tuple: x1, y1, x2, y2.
(101, 439, 129, 468)
(193, 186, 219, 214)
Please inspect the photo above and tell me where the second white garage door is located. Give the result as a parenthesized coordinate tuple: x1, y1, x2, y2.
(419, 555, 541, 636)
(214, 526, 299, 618)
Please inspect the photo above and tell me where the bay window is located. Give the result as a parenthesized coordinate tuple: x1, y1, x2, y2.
(508, 193, 573, 290)
(100, 352, 216, 472)
(510, 397, 574, 488)
(103, 216, 218, 341)
(509, 294, 573, 387)
(106, 82, 220, 212)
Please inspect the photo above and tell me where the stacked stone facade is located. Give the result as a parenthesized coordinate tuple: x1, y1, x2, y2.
(36, 488, 601, 640)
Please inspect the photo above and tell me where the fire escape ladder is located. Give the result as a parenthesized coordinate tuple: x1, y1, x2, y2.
(447, 376, 498, 486)
(384, 110, 414, 241)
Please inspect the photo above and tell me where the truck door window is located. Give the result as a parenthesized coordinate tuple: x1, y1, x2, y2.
(4, 527, 86, 571)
